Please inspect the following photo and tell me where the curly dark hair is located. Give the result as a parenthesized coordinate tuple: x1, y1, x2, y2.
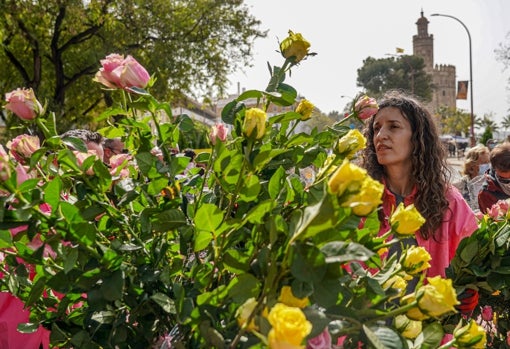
(360, 91, 451, 240)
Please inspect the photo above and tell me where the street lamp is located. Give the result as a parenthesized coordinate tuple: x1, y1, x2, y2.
(431, 13, 475, 146)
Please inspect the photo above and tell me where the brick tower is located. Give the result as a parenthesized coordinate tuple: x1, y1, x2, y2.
(413, 11, 456, 112)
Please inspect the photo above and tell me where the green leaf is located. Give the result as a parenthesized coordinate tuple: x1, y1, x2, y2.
(135, 152, 156, 175)
(238, 173, 261, 202)
(151, 293, 176, 314)
(63, 247, 79, 274)
(227, 273, 260, 303)
(223, 249, 250, 273)
(194, 230, 213, 251)
(18, 178, 40, 193)
(69, 222, 96, 246)
(17, 322, 39, 334)
(96, 107, 129, 122)
(417, 321, 444, 349)
(245, 200, 275, 224)
(265, 83, 297, 106)
(194, 203, 224, 233)
(268, 111, 302, 125)
(101, 269, 124, 301)
(291, 192, 338, 242)
(153, 209, 187, 232)
(177, 114, 195, 132)
(25, 277, 46, 307)
(321, 241, 375, 263)
(290, 243, 327, 283)
(0, 230, 12, 248)
(221, 100, 245, 125)
(237, 89, 264, 101)
(43, 177, 62, 210)
(459, 240, 479, 264)
(363, 325, 404, 349)
(268, 166, 286, 200)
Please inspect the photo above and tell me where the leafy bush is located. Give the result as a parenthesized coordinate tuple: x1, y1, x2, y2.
(0, 31, 486, 349)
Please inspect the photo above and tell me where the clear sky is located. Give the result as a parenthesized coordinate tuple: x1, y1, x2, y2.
(228, 0, 510, 124)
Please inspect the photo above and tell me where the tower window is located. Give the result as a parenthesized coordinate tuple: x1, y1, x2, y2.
(442, 91, 446, 96)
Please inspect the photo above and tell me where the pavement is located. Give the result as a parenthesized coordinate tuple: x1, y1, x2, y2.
(446, 156, 463, 183)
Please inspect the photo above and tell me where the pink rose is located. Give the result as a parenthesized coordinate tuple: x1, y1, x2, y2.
(0, 145, 11, 181)
(121, 55, 151, 89)
(481, 305, 493, 322)
(354, 95, 378, 120)
(7, 134, 40, 163)
(15, 163, 33, 185)
(4, 88, 43, 121)
(94, 53, 124, 89)
(73, 151, 99, 175)
(210, 123, 228, 145)
(94, 53, 150, 90)
(109, 153, 132, 179)
(307, 328, 332, 349)
(497, 199, 509, 213)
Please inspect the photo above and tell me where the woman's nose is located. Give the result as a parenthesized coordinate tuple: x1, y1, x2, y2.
(374, 127, 387, 140)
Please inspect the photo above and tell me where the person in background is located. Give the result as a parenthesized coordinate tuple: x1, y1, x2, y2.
(102, 137, 125, 165)
(61, 129, 104, 161)
(453, 144, 490, 213)
(360, 91, 479, 314)
(486, 138, 497, 151)
(478, 142, 510, 213)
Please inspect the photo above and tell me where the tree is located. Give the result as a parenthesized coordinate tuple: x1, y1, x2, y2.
(0, 0, 266, 132)
(436, 106, 472, 136)
(477, 113, 498, 146)
(500, 113, 510, 137)
(356, 55, 432, 101)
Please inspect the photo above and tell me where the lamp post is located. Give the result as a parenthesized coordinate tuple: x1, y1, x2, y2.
(431, 13, 475, 146)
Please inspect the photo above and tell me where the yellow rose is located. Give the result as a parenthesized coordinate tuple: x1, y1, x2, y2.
(401, 246, 431, 276)
(383, 275, 408, 300)
(395, 315, 422, 339)
(279, 30, 311, 63)
(453, 319, 487, 349)
(417, 276, 459, 318)
(268, 303, 312, 348)
(389, 203, 426, 237)
(243, 108, 267, 140)
(336, 129, 367, 159)
(295, 99, 314, 121)
(342, 176, 383, 216)
(401, 293, 430, 321)
(236, 297, 258, 331)
(327, 159, 367, 197)
(278, 286, 309, 308)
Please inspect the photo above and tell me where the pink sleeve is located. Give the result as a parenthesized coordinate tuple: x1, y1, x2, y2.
(417, 187, 478, 278)
(445, 187, 478, 258)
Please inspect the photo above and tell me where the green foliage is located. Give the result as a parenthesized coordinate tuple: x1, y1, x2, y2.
(436, 106, 473, 136)
(0, 40, 486, 349)
(446, 208, 510, 347)
(356, 55, 432, 101)
(0, 0, 266, 132)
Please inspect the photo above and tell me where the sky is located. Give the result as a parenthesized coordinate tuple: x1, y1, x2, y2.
(228, 0, 510, 124)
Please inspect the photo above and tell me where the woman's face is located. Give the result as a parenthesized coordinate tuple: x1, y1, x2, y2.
(373, 107, 413, 168)
(473, 152, 490, 176)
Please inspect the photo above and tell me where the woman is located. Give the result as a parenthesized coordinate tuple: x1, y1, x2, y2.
(453, 144, 490, 212)
(360, 91, 478, 279)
